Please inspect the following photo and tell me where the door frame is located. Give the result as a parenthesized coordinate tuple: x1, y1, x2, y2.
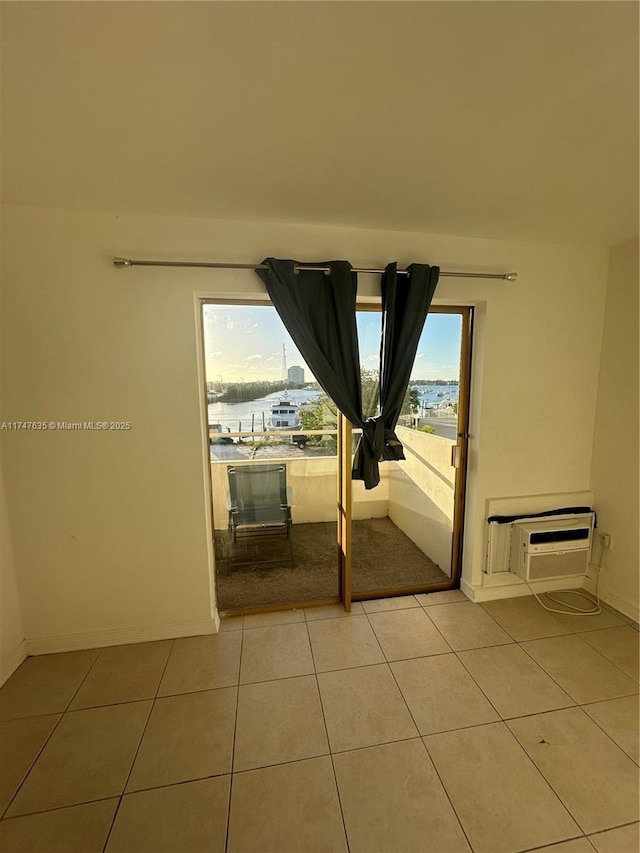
(199, 299, 473, 615)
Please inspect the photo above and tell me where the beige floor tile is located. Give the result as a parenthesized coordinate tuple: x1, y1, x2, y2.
(529, 840, 595, 853)
(415, 589, 467, 606)
(480, 595, 571, 641)
(304, 602, 364, 621)
(583, 695, 639, 763)
(367, 607, 451, 661)
(579, 626, 639, 681)
(318, 664, 418, 752)
(227, 756, 347, 853)
(243, 608, 305, 629)
(234, 675, 328, 771)
(425, 722, 579, 853)
(521, 635, 639, 704)
(107, 776, 230, 853)
(307, 615, 384, 672)
(334, 739, 470, 853)
(70, 641, 173, 710)
(391, 654, 499, 735)
(0, 714, 60, 815)
(361, 595, 420, 613)
(507, 707, 640, 834)
(458, 644, 575, 719)
(158, 631, 241, 695)
(7, 700, 151, 816)
(127, 687, 236, 791)
(0, 799, 118, 853)
(552, 606, 627, 633)
(218, 615, 244, 631)
(426, 601, 513, 650)
(239, 622, 314, 684)
(0, 650, 98, 721)
(589, 823, 640, 852)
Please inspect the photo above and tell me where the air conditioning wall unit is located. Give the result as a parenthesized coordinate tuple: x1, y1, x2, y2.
(509, 516, 593, 582)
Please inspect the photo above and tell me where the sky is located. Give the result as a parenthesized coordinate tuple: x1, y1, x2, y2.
(203, 304, 461, 383)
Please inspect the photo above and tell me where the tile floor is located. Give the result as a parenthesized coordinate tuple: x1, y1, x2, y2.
(0, 592, 638, 853)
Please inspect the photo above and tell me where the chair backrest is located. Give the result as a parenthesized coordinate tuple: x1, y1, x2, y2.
(227, 464, 289, 525)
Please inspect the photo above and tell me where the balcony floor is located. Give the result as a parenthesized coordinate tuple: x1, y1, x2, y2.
(215, 516, 449, 611)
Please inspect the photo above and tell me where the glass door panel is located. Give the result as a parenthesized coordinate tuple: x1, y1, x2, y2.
(202, 302, 341, 612)
(351, 308, 470, 597)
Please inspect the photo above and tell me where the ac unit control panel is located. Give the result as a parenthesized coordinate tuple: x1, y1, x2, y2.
(527, 537, 590, 554)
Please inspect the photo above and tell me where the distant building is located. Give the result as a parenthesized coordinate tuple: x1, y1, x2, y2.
(287, 365, 305, 384)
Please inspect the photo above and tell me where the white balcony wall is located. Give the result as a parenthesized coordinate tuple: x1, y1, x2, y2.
(210, 457, 388, 531)
(387, 428, 456, 577)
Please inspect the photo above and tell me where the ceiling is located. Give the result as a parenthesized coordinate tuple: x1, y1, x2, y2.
(1, 1, 637, 246)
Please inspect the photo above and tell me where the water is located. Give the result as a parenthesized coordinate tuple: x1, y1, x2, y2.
(414, 383, 459, 409)
(208, 384, 458, 431)
(208, 388, 320, 432)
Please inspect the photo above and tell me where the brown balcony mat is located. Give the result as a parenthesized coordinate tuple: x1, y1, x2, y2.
(215, 516, 448, 611)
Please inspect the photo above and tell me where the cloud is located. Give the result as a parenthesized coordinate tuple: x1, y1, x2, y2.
(363, 354, 378, 364)
(416, 353, 425, 359)
(242, 354, 262, 362)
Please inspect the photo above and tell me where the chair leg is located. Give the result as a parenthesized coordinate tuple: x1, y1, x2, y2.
(288, 521, 294, 567)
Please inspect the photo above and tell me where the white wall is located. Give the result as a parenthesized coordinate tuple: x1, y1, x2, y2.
(0, 230, 26, 682)
(210, 457, 388, 529)
(0, 205, 609, 649)
(589, 238, 639, 621)
(0, 459, 25, 684)
(387, 428, 455, 575)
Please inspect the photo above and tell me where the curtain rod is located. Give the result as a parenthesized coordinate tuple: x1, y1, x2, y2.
(113, 257, 517, 282)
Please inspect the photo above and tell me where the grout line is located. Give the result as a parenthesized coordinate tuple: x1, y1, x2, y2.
(224, 624, 245, 852)
(0, 650, 103, 821)
(100, 640, 175, 853)
(517, 833, 592, 853)
(418, 737, 475, 852)
(0, 794, 122, 823)
(0, 713, 66, 822)
(65, 649, 103, 711)
(518, 636, 639, 701)
(577, 703, 640, 769)
(572, 631, 640, 683)
(499, 721, 584, 835)
(306, 619, 351, 852)
(362, 604, 476, 853)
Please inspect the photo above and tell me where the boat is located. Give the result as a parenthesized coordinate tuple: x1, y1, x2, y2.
(266, 396, 302, 430)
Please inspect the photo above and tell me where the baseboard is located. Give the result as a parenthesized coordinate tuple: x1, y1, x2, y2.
(26, 617, 219, 656)
(582, 580, 639, 624)
(461, 574, 585, 603)
(1, 640, 28, 687)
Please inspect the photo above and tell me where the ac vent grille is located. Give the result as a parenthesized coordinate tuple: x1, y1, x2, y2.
(527, 550, 589, 581)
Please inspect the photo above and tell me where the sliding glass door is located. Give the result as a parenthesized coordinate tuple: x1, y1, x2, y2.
(201, 300, 471, 614)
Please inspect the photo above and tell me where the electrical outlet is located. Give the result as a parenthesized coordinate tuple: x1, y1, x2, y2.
(599, 532, 612, 550)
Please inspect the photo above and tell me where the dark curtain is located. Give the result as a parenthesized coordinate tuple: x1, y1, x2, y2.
(256, 258, 438, 491)
(255, 257, 364, 425)
(352, 262, 439, 485)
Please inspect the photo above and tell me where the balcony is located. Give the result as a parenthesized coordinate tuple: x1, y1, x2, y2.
(210, 426, 456, 611)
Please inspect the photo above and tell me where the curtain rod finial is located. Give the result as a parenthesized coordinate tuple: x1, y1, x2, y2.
(113, 257, 132, 268)
(505, 272, 518, 282)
